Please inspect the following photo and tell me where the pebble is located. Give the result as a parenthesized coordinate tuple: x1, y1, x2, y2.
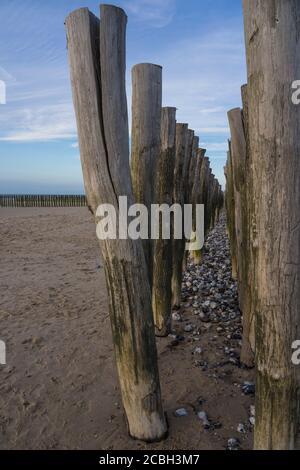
(237, 423, 246, 434)
(227, 438, 240, 451)
(194, 347, 202, 355)
(249, 416, 255, 426)
(180, 215, 253, 444)
(197, 411, 210, 429)
(174, 408, 188, 417)
(199, 311, 210, 322)
(184, 324, 193, 332)
(242, 382, 255, 395)
(172, 312, 181, 321)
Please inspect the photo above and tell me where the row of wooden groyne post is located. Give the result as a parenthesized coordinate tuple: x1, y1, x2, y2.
(65, 4, 223, 443)
(225, 0, 300, 451)
(0, 195, 87, 207)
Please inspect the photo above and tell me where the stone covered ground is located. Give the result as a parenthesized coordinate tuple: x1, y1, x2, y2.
(0, 208, 254, 450)
(170, 212, 255, 450)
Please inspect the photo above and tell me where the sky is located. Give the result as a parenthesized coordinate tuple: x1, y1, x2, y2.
(0, 0, 247, 194)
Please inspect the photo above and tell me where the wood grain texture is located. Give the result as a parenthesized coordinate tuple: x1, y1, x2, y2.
(172, 123, 188, 308)
(131, 63, 162, 286)
(66, 6, 167, 442)
(241, 84, 256, 365)
(190, 148, 205, 264)
(228, 108, 254, 367)
(244, 0, 300, 449)
(225, 144, 237, 280)
(152, 107, 177, 336)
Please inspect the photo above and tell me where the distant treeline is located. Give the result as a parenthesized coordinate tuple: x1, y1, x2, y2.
(0, 195, 87, 207)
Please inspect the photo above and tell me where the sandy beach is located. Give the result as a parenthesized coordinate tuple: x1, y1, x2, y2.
(0, 208, 254, 450)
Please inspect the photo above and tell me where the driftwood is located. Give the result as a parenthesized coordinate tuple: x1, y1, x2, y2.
(66, 5, 167, 442)
(243, 0, 300, 449)
(152, 107, 177, 336)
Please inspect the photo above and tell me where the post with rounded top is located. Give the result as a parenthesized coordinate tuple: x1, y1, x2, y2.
(152, 107, 176, 336)
(172, 123, 188, 308)
(131, 63, 162, 288)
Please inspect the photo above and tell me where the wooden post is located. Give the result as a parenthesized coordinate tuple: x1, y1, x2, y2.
(210, 178, 217, 227)
(216, 183, 223, 222)
(228, 108, 254, 367)
(190, 148, 205, 264)
(188, 136, 199, 204)
(241, 84, 256, 364)
(183, 129, 194, 201)
(172, 123, 188, 308)
(182, 135, 200, 269)
(225, 143, 238, 280)
(152, 107, 176, 336)
(243, 0, 300, 449)
(66, 5, 167, 442)
(202, 157, 211, 237)
(179, 129, 194, 271)
(131, 63, 162, 288)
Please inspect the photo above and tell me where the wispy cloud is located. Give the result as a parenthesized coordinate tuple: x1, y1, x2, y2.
(202, 142, 229, 152)
(0, 0, 244, 193)
(197, 127, 230, 134)
(158, 28, 246, 131)
(0, 66, 16, 83)
(0, 102, 76, 142)
(123, 0, 176, 27)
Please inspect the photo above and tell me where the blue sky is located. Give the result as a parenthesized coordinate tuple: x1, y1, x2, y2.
(0, 0, 246, 194)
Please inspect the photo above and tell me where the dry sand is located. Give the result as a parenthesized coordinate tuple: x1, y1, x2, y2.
(0, 207, 254, 450)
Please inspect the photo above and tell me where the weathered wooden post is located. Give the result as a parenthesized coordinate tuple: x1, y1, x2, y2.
(190, 148, 205, 265)
(152, 107, 176, 336)
(182, 135, 199, 268)
(187, 136, 199, 203)
(216, 183, 223, 222)
(228, 107, 254, 367)
(241, 83, 255, 359)
(203, 158, 212, 236)
(210, 178, 217, 227)
(178, 128, 194, 271)
(131, 63, 162, 287)
(183, 129, 194, 200)
(244, 0, 300, 449)
(66, 5, 167, 442)
(225, 143, 238, 280)
(172, 123, 188, 308)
